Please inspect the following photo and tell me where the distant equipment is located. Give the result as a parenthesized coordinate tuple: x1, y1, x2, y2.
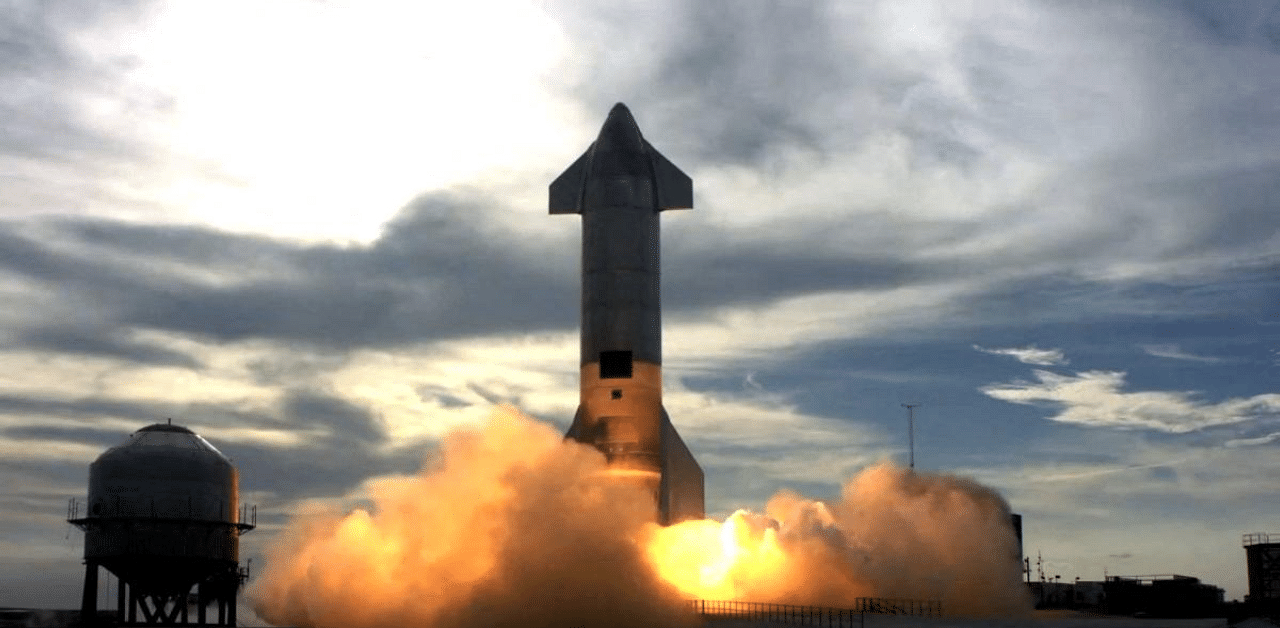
(901, 403, 920, 470)
(1102, 574, 1225, 618)
(1243, 533, 1280, 604)
(1010, 513, 1023, 565)
(69, 422, 255, 627)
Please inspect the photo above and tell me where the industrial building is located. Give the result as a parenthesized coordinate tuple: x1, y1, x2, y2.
(68, 422, 255, 627)
(1244, 533, 1280, 617)
(1027, 574, 1226, 617)
(1101, 574, 1224, 618)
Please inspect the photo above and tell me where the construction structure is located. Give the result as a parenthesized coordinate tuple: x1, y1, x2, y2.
(1010, 513, 1023, 563)
(1244, 533, 1280, 609)
(69, 422, 255, 626)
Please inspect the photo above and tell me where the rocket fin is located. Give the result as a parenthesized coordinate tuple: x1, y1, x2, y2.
(565, 405, 588, 440)
(645, 139, 693, 211)
(659, 407, 704, 524)
(550, 147, 592, 215)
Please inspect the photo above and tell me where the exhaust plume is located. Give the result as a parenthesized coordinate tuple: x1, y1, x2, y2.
(648, 464, 1031, 615)
(249, 406, 697, 628)
(250, 407, 1029, 627)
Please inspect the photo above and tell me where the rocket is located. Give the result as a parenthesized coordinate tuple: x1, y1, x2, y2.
(551, 103, 705, 525)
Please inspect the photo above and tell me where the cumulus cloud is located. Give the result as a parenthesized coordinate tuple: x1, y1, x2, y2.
(981, 369, 1280, 433)
(973, 345, 1068, 366)
(1142, 344, 1224, 363)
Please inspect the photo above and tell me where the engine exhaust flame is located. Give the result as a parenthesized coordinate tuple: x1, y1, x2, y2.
(249, 407, 1028, 628)
(648, 466, 1031, 615)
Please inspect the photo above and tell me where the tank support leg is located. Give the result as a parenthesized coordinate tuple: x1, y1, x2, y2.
(80, 561, 98, 627)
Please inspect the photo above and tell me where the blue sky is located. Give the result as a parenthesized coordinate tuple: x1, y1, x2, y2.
(1, 0, 1277, 609)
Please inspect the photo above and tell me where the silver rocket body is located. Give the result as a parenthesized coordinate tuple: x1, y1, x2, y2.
(551, 103, 704, 525)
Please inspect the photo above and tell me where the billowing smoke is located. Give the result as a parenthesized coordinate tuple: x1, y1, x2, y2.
(249, 406, 697, 628)
(649, 464, 1031, 615)
(250, 407, 1029, 627)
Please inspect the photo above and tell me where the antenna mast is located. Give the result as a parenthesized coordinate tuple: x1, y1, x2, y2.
(902, 403, 920, 470)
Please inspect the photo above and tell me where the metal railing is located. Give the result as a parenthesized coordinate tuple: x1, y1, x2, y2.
(691, 598, 942, 627)
(1244, 533, 1280, 546)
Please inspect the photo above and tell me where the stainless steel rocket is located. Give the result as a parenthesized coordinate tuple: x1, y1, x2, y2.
(551, 102, 704, 525)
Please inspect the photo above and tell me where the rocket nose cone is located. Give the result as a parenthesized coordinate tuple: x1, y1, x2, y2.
(596, 102, 644, 154)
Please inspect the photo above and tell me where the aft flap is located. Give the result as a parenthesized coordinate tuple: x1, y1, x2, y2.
(565, 406, 588, 440)
(549, 147, 591, 214)
(646, 139, 693, 211)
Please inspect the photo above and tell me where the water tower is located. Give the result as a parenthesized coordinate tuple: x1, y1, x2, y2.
(69, 422, 255, 626)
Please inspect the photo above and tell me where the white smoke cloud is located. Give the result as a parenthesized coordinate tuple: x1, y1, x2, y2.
(249, 406, 697, 628)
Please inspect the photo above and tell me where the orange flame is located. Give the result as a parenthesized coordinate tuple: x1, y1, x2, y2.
(644, 510, 788, 601)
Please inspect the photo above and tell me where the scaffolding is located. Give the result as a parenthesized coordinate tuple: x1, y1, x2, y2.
(1244, 533, 1280, 603)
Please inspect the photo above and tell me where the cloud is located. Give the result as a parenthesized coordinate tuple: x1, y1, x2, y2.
(981, 369, 1280, 433)
(1141, 344, 1225, 363)
(3, 0, 1279, 374)
(1224, 431, 1280, 448)
(0, 382, 424, 506)
(0, 0, 172, 219)
(1021, 461, 1186, 484)
(0, 199, 574, 351)
(0, 197, 960, 361)
(552, 0, 1280, 300)
(13, 326, 200, 368)
(974, 345, 1068, 366)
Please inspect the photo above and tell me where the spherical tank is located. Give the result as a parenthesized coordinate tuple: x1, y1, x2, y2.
(83, 423, 245, 595)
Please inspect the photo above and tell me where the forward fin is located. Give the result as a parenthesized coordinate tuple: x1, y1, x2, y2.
(646, 139, 693, 211)
(549, 147, 592, 214)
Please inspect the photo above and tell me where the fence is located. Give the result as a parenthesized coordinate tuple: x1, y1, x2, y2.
(691, 598, 942, 627)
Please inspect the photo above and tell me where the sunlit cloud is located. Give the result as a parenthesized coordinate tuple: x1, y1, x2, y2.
(973, 345, 1068, 366)
(981, 369, 1280, 433)
(10, 0, 578, 242)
